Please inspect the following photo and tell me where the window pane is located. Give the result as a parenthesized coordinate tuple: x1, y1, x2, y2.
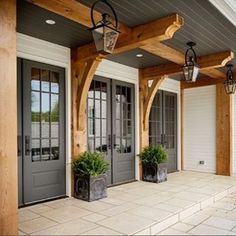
(32, 120, 40, 138)
(31, 68, 40, 91)
(101, 119, 107, 137)
(51, 94, 59, 116)
(101, 101, 107, 119)
(95, 119, 101, 137)
(88, 139, 94, 152)
(95, 138, 101, 152)
(51, 120, 59, 138)
(32, 139, 40, 162)
(31, 92, 40, 113)
(42, 92, 50, 114)
(42, 120, 50, 138)
(101, 82, 107, 100)
(95, 81, 100, 99)
(41, 70, 50, 92)
(51, 71, 59, 93)
(88, 118, 94, 136)
(42, 139, 50, 161)
(88, 99, 94, 118)
(95, 100, 101, 118)
(51, 139, 59, 160)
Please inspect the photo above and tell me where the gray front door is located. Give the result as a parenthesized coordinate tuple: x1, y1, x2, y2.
(18, 59, 66, 205)
(149, 90, 177, 172)
(87, 76, 135, 185)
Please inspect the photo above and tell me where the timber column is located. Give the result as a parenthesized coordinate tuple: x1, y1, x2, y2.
(0, 0, 18, 235)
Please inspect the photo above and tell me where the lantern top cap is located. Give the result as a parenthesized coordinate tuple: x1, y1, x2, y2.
(226, 64, 234, 69)
(186, 42, 196, 47)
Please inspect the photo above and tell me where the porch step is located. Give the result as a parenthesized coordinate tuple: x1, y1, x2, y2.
(134, 183, 236, 235)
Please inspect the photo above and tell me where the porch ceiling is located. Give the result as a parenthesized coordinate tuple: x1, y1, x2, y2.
(18, 0, 236, 72)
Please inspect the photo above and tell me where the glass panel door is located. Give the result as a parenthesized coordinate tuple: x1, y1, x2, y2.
(22, 60, 66, 204)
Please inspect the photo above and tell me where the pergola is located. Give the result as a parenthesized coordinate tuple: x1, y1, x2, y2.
(0, 0, 234, 234)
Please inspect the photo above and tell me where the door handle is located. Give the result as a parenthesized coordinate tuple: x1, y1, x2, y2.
(108, 134, 112, 149)
(113, 134, 116, 149)
(161, 134, 168, 147)
(25, 135, 31, 155)
(17, 135, 22, 156)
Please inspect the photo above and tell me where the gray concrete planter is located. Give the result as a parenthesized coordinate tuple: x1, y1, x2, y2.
(74, 174, 107, 202)
(142, 163, 167, 183)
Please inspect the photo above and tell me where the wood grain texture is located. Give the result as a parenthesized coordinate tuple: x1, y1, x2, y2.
(71, 54, 102, 157)
(216, 84, 232, 176)
(0, 0, 18, 234)
(76, 14, 184, 61)
(27, 0, 131, 34)
(141, 42, 230, 80)
(141, 51, 233, 80)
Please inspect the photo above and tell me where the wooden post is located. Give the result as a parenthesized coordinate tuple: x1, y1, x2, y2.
(180, 89, 184, 170)
(216, 84, 232, 176)
(0, 0, 18, 235)
(139, 71, 165, 179)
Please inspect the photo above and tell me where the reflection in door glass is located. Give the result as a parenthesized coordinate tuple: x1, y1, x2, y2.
(31, 68, 60, 162)
(115, 85, 133, 153)
(87, 80, 107, 153)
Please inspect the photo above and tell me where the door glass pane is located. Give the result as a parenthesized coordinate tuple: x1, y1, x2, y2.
(101, 82, 107, 100)
(31, 68, 40, 91)
(30, 66, 62, 162)
(32, 139, 40, 162)
(51, 139, 59, 160)
(41, 70, 50, 92)
(42, 139, 50, 161)
(95, 100, 101, 118)
(42, 119, 50, 138)
(32, 120, 40, 138)
(95, 81, 100, 99)
(51, 71, 59, 93)
(31, 92, 40, 113)
(88, 99, 94, 118)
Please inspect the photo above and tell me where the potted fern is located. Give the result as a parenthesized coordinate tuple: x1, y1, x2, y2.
(72, 152, 109, 202)
(139, 145, 168, 183)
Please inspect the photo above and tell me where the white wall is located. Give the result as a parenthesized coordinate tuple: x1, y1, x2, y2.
(184, 85, 216, 173)
(233, 94, 236, 173)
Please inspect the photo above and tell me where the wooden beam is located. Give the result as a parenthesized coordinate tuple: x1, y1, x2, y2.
(71, 55, 103, 157)
(75, 14, 184, 61)
(181, 77, 224, 89)
(216, 84, 232, 176)
(0, 0, 18, 235)
(141, 51, 233, 80)
(140, 42, 229, 80)
(27, 0, 131, 34)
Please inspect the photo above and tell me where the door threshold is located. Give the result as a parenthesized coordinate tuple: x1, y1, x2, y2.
(19, 195, 68, 208)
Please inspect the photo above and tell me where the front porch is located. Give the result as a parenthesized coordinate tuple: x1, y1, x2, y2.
(19, 171, 236, 235)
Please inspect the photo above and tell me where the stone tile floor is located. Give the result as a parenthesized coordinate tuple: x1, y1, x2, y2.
(18, 171, 236, 235)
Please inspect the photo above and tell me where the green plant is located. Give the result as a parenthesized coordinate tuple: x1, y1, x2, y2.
(139, 145, 168, 165)
(72, 152, 109, 177)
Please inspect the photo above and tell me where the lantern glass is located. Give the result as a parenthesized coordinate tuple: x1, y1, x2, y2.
(91, 25, 119, 54)
(224, 80, 236, 94)
(183, 63, 199, 83)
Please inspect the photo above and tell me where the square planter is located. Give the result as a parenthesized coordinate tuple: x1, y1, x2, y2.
(142, 163, 167, 183)
(74, 174, 107, 202)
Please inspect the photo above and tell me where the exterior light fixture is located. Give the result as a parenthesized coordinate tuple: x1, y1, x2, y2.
(183, 42, 200, 83)
(89, 0, 120, 54)
(136, 54, 143, 58)
(45, 19, 56, 25)
(224, 64, 236, 94)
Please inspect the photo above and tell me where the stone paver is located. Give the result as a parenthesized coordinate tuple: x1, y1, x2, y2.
(18, 171, 236, 235)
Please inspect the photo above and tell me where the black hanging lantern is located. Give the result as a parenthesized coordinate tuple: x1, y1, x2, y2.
(89, 0, 120, 54)
(224, 64, 236, 95)
(183, 42, 200, 83)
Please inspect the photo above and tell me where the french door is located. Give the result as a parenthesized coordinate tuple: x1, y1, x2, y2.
(87, 76, 135, 185)
(18, 59, 66, 205)
(149, 90, 177, 172)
